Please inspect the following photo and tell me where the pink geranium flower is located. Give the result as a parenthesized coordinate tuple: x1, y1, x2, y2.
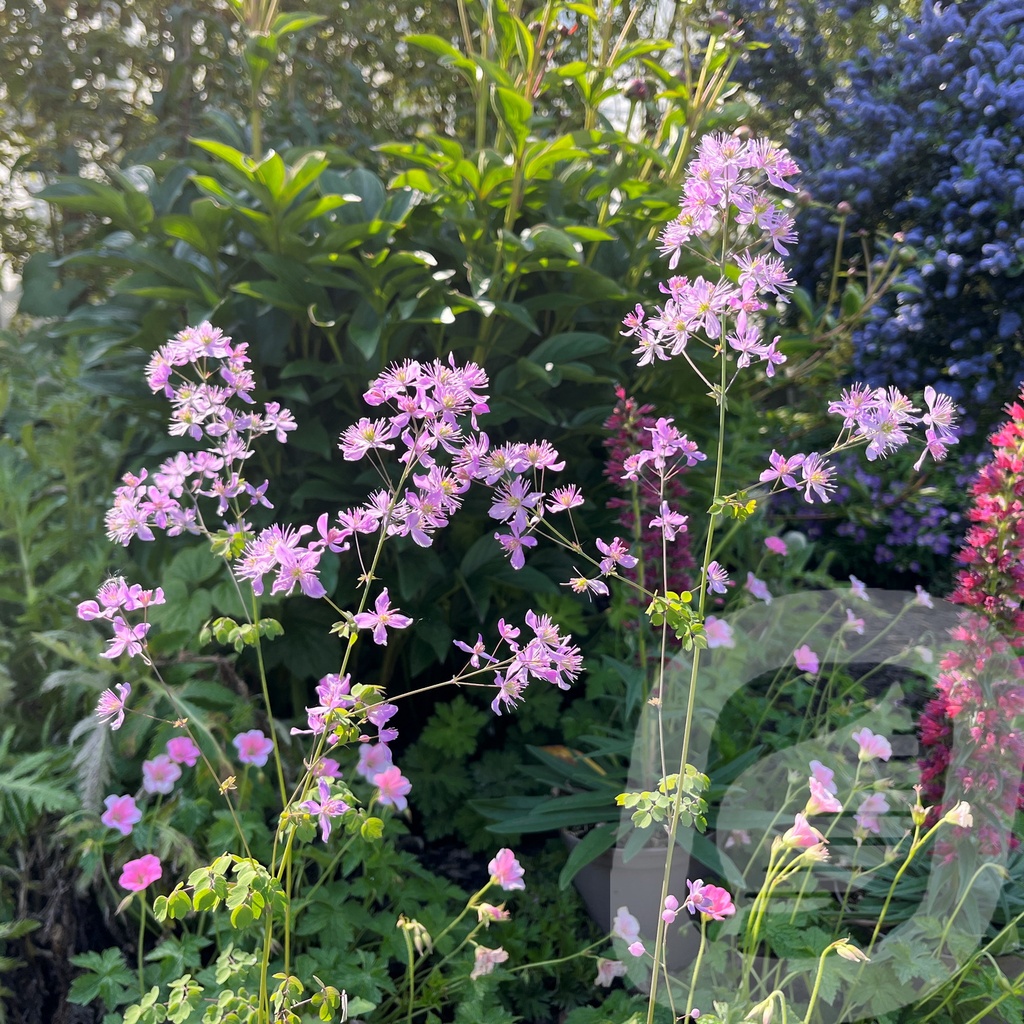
(374, 765, 411, 811)
(855, 793, 890, 833)
(764, 536, 788, 555)
(805, 776, 843, 815)
(233, 729, 274, 767)
(488, 848, 526, 891)
(357, 742, 393, 780)
(793, 644, 819, 674)
(810, 760, 837, 794)
(851, 727, 892, 762)
(142, 754, 181, 795)
(165, 736, 201, 766)
(118, 854, 163, 892)
(783, 812, 827, 849)
(101, 794, 143, 836)
(612, 906, 640, 942)
(470, 945, 509, 979)
(594, 958, 627, 987)
(704, 616, 735, 648)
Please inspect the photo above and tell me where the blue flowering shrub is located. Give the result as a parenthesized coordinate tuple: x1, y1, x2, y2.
(787, 0, 1024, 428)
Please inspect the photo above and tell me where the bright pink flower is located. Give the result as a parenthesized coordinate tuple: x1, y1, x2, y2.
(488, 848, 526, 891)
(806, 776, 843, 815)
(852, 727, 892, 762)
(101, 794, 142, 836)
(684, 879, 735, 920)
(764, 535, 788, 555)
(470, 945, 509, 979)
(118, 854, 163, 892)
(95, 682, 131, 730)
(374, 765, 412, 811)
(142, 754, 181, 795)
(165, 736, 201, 766)
(233, 729, 274, 767)
(783, 812, 827, 849)
(793, 645, 819, 674)
(353, 588, 413, 646)
(627, 941, 645, 957)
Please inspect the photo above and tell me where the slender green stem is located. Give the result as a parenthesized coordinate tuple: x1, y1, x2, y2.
(402, 927, 416, 1024)
(137, 896, 146, 996)
(686, 916, 707, 1017)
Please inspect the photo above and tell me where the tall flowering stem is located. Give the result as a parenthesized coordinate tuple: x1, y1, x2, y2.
(918, 389, 1024, 855)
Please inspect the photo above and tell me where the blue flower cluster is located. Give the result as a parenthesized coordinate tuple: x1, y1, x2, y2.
(780, 0, 1024, 426)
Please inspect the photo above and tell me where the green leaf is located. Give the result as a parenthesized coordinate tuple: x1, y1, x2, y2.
(230, 903, 254, 929)
(347, 299, 382, 360)
(492, 87, 532, 150)
(559, 825, 620, 888)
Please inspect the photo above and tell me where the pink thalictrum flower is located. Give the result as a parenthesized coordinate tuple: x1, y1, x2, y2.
(374, 765, 412, 811)
(353, 588, 413, 646)
(118, 854, 163, 892)
(793, 644, 820, 674)
(95, 682, 131, 730)
(101, 794, 143, 836)
(165, 736, 201, 766)
(851, 727, 892, 762)
(705, 561, 731, 594)
(142, 754, 181, 795)
(233, 729, 275, 767)
(488, 848, 526, 891)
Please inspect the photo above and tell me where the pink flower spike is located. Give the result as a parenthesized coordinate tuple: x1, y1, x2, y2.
(627, 941, 645, 957)
(793, 644, 819, 674)
(488, 848, 526, 891)
(353, 588, 413, 646)
(764, 536, 788, 555)
(851, 727, 892, 762)
(233, 729, 275, 767)
(101, 794, 142, 836)
(95, 682, 131, 730)
(142, 754, 181, 795)
(374, 765, 412, 811)
(118, 854, 163, 892)
(166, 736, 201, 766)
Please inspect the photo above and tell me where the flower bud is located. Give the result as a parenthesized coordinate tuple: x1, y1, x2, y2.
(835, 940, 870, 963)
(837, 201, 853, 216)
(624, 78, 650, 101)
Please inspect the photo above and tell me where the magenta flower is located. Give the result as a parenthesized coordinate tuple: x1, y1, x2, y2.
(118, 854, 163, 892)
(683, 879, 735, 920)
(453, 634, 498, 668)
(302, 778, 349, 842)
(142, 754, 181, 795)
(101, 794, 143, 836)
(233, 729, 275, 767)
(101, 617, 151, 660)
(851, 727, 892, 762)
(705, 561, 731, 594)
(374, 765, 412, 811)
(627, 941, 646, 957)
(793, 644, 819, 674)
(95, 682, 131, 730)
(764, 535, 788, 555)
(488, 848, 526, 891)
(353, 588, 413, 646)
(165, 736, 201, 766)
